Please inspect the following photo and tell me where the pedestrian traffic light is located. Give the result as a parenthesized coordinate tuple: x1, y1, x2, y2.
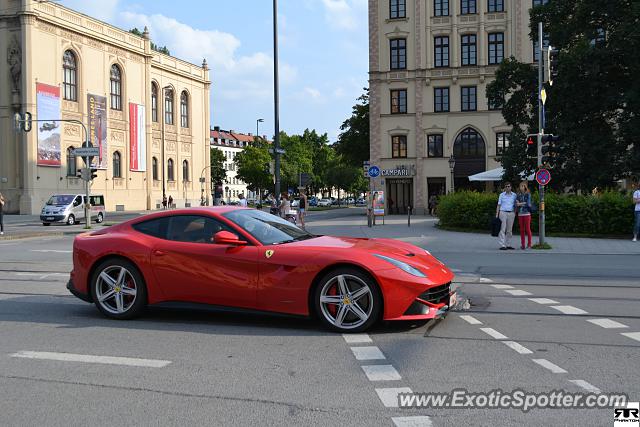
(526, 133, 538, 158)
(77, 168, 83, 179)
(90, 168, 98, 180)
(547, 47, 559, 86)
(539, 134, 560, 165)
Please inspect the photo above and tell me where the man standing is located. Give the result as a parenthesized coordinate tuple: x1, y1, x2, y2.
(633, 182, 640, 242)
(496, 183, 517, 250)
(238, 193, 248, 207)
(298, 190, 307, 228)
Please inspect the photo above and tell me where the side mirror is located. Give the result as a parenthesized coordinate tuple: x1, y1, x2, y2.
(213, 230, 247, 246)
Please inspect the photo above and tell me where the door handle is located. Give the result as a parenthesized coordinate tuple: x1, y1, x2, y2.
(153, 250, 167, 256)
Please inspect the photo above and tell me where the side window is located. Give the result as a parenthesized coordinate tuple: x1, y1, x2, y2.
(166, 215, 236, 244)
(73, 196, 82, 207)
(132, 217, 170, 239)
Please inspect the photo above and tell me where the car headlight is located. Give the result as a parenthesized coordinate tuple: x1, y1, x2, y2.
(374, 254, 427, 278)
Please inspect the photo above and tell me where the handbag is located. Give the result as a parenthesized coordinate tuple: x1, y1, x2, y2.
(491, 217, 502, 237)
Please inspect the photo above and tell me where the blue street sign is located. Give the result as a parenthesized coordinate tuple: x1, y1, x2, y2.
(368, 166, 380, 178)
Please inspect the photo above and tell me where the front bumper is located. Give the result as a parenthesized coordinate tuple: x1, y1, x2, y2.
(40, 214, 66, 223)
(384, 280, 456, 321)
(67, 278, 92, 303)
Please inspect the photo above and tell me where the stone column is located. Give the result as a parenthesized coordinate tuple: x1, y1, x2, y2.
(414, 0, 426, 213)
(368, 0, 381, 166)
(143, 27, 153, 210)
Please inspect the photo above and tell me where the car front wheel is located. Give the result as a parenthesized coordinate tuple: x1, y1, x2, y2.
(96, 212, 104, 223)
(91, 259, 147, 320)
(314, 267, 381, 332)
(66, 214, 75, 225)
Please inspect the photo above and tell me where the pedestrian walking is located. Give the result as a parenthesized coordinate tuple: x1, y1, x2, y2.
(0, 191, 6, 235)
(495, 182, 517, 250)
(162, 195, 167, 210)
(428, 194, 438, 216)
(298, 190, 307, 228)
(279, 193, 291, 218)
(633, 181, 640, 242)
(168, 195, 173, 209)
(238, 193, 247, 207)
(516, 181, 533, 249)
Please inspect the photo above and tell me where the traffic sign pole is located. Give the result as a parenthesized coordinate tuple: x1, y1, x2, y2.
(537, 22, 545, 245)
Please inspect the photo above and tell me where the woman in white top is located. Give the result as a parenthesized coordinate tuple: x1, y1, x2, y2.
(633, 182, 640, 242)
(279, 193, 291, 218)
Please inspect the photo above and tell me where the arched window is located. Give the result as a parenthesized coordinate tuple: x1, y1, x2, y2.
(164, 89, 174, 125)
(182, 160, 189, 181)
(151, 83, 158, 122)
(180, 91, 189, 128)
(66, 147, 77, 176)
(167, 158, 174, 181)
(152, 157, 158, 181)
(453, 128, 486, 158)
(63, 50, 78, 101)
(110, 64, 122, 111)
(113, 151, 122, 178)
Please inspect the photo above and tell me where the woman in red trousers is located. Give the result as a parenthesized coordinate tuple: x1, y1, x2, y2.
(516, 181, 533, 249)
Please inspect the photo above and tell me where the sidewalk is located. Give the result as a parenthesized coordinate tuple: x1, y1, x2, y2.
(305, 213, 640, 256)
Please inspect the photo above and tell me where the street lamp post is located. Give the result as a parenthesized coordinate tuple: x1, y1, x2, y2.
(161, 85, 172, 204)
(448, 155, 456, 193)
(273, 0, 281, 201)
(256, 118, 264, 140)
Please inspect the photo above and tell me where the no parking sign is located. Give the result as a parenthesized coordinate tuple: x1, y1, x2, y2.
(536, 168, 551, 186)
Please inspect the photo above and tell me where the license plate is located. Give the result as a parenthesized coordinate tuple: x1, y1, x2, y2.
(46, 217, 54, 221)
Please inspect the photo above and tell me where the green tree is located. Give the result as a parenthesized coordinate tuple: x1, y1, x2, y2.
(335, 89, 370, 167)
(210, 148, 226, 185)
(235, 143, 272, 194)
(129, 28, 171, 55)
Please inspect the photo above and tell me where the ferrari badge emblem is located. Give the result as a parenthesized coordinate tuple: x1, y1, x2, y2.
(265, 250, 274, 259)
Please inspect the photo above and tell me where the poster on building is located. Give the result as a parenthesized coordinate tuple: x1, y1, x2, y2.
(372, 190, 385, 216)
(129, 103, 146, 171)
(87, 93, 107, 169)
(36, 83, 61, 167)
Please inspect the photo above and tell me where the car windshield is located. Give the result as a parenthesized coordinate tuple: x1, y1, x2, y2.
(46, 195, 74, 206)
(223, 209, 315, 245)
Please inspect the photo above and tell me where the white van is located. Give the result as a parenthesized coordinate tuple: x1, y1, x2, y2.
(40, 194, 106, 226)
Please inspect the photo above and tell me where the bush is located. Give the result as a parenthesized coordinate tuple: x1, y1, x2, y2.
(438, 190, 634, 236)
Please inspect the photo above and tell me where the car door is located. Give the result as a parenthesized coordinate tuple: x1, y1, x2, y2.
(73, 195, 84, 220)
(149, 214, 259, 309)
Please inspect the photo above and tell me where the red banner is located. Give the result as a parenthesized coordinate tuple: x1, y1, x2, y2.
(129, 103, 146, 171)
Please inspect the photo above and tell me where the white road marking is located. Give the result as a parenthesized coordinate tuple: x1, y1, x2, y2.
(551, 305, 588, 315)
(504, 289, 532, 296)
(10, 351, 171, 368)
(30, 250, 72, 253)
(587, 318, 628, 329)
(620, 332, 640, 342)
(491, 284, 514, 289)
(479, 278, 493, 283)
(502, 341, 533, 354)
(528, 298, 559, 305)
(480, 328, 508, 340)
(392, 416, 433, 427)
(532, 358, 567, 374)
(459, 315, 482, 325)
(350, 346, 385, 360)
(375, 387, 412, 408)
(569, 380, 601, 394)
(342, 333, 372, 343)
(361, 365, 401, 381)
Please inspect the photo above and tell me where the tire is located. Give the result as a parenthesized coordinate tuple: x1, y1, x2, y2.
(313, 267, 382, 333)
(66, 214, 75, 225)
(42, 223, 50, 226)
(90, 258, 147, 320)
(96, 212, 104, 223)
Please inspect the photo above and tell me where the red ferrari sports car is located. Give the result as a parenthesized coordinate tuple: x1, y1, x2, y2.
(68, 207, 455, 332)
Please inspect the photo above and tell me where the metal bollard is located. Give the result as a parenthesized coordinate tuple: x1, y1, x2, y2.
(407, 205, 411, 227)
(367, 208, 372, 227)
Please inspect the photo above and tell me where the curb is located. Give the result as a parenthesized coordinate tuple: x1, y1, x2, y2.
(0, 229, 87, 241)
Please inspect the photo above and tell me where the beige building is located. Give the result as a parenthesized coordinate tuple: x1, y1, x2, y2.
(0, 0, 211, 214)
(369, 0, 544, 214)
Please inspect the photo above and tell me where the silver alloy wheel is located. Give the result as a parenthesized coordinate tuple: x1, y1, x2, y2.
(319, 274, 374, 330)
(67, 215, 75, 225)
(96, 213, 103, 223)
(95, 265, 138, 315)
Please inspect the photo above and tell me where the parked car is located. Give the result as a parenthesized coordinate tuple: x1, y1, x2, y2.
(317, 199, 332, 207)
(356, 198, 366, 206)
(346, 197, 355, 205)
(308, 197, 318, 207)
(68, 207, 455, 332)
(331, 197, 338, 205)
(41, 194, 106, 226)
(291, 198, 300, 208)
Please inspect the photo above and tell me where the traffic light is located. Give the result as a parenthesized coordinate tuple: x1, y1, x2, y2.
(547, 47, 559, 85)
(263, 162, 270, 174)
(526, 133, 538, 158)
(90, 168, 98, 181)
(539, 134, 560, 165)
(77, 168, 83, 179)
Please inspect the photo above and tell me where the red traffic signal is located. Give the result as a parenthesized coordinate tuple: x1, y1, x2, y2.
(526, 134, 538, 145)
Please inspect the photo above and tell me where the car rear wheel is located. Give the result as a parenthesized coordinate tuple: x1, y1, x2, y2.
(314, 267, 381, 332)
(96, 212, 104, 223)
(66, 214, 75, 225)
(91, 259, 147, 320)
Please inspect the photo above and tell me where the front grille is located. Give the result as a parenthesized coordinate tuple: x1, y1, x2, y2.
(418, 282, 451, 305)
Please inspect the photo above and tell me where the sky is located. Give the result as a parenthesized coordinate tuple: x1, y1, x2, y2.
(60, 0, 369, 142)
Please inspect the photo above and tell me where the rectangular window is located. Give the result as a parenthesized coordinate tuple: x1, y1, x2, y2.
(532, 0, 548, 6)
(488, 32, 505, 64)
(390, 0, 406, 19)
(434, 36, 450, 68)
(434, 0, 449, 16)
(392, 135, 407, 158)
(461, 34, 477, 66)
(461, 86, 477, 111)
(428, 134, 444, 158)
(434, 87, 450, 112)
(390, 38, 407, 70)
(390, 89, 408, 114)
(496, 132, 510, 156)
(461, 0, 477, 14)
(488, 0, 504, 12)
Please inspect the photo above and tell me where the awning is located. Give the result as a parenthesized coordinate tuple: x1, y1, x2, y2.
(468, 167, 534, 182)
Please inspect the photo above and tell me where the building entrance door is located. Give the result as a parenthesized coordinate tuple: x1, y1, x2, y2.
(386, 178, 413, 215)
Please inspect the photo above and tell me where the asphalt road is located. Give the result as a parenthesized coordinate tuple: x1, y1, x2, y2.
(0, 209, 638, 426)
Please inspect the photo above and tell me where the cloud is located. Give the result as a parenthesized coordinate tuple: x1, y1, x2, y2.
(320, 0, 366, 31)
